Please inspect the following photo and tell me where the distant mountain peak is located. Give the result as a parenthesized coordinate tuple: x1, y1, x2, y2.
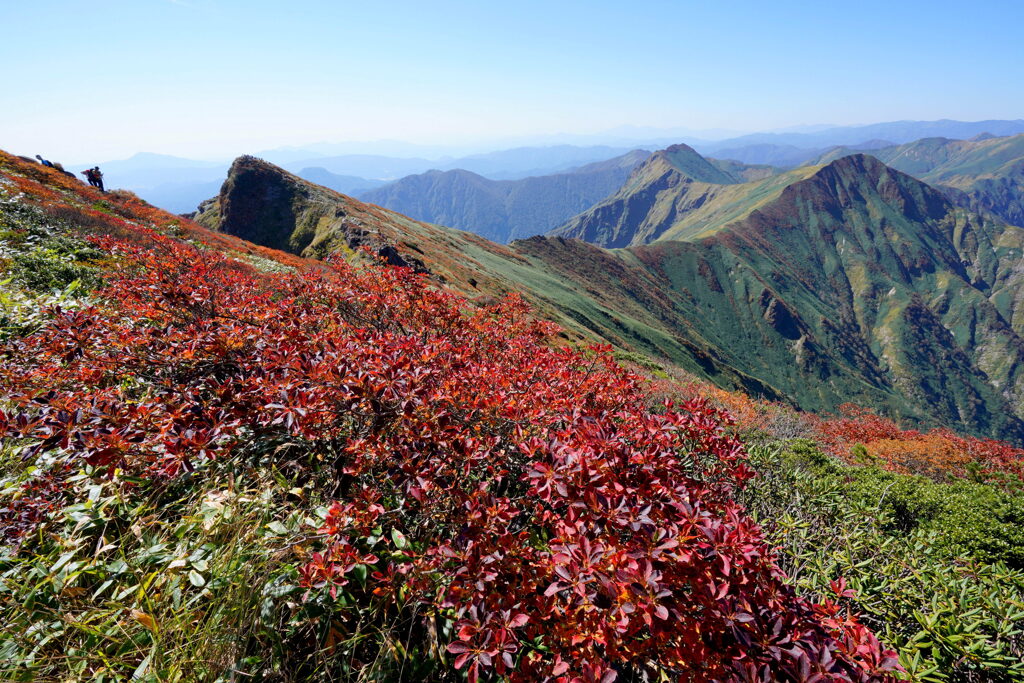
(819, 151, 890, 176)
(661, 142, 701, 155)
(649, 143, 737, 184)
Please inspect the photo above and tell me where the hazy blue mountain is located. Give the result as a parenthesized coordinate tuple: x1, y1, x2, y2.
(76, 152, 223, 173)
(359, 150, 651, 242)
(73, 153, 226, 189)
(447, 145, 643, 179)
(138, 180, 227, 214)
(295, 167, 386, 195)
(699, 119, 1024, 155)
(284, 145, 647, 182)
(71, 153, 229, 213)
(708, 139, 893, 168)
(257, 140, 475, 162)
(705, 144, 822, 168)
(282, 154, 438, 180)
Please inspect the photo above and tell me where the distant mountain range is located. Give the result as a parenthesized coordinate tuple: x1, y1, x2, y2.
(293, 167, 386, 196)
(358, 151, 650, 243)
(278, 145, 646, 182)
(82, 146, 646, 213)
(190, 149, 1024, 443)
(703, 139, 894, 167)
(693, 119, 1024, 159)
(70, 119, 1024, 215)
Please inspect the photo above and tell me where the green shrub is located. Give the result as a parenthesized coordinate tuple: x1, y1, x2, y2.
(742, 441, 1024, 682)
(1, 198, 103, 293)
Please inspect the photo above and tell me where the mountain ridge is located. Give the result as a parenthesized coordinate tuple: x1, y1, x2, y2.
(191, 152, 1024, 443)
(552, 146, 807, 246)
(811, 133, 1024, 227)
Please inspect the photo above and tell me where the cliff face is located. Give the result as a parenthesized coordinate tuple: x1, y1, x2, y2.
(193, 155, 435, 271)
(207, 156, 302, 252)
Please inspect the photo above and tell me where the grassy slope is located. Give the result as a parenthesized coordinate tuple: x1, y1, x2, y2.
(551, 148, 813, 246)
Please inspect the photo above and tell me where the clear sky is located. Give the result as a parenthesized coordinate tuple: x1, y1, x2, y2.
(2, 0, 1022, 162)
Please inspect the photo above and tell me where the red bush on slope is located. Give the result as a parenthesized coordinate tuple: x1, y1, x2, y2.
(0, 225, 898, 681)
(812, 404, 1024, 481)
(646, 368, 1024, 484)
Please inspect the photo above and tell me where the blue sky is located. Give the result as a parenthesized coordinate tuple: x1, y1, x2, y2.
(2, 0, 1022, 162)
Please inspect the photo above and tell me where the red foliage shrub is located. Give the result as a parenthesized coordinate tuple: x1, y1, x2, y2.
(0, 469, 67, 544)
(0, 222, 899, 681)
(812, 405, 1024, 481)
(812, 404, 909, 453)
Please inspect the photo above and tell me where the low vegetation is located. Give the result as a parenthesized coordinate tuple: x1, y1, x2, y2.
(1, 150, 1022, 682)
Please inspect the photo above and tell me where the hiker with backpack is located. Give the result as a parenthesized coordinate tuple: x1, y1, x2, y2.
(81, 167, 105, 192)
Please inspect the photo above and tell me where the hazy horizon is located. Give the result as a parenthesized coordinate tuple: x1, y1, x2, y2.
(33, 117, 1023, 167)
(3, 0, 1023, 163)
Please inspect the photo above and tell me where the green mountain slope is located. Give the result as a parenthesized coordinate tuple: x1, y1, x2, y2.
(552, 145, 802, 246)
(195, 154, 1024, 443)
(813, 134, 1024, 227)
(356, 150, 649, 243)
(553, 155, 1024, 441)
(694, 154, 1024, 439)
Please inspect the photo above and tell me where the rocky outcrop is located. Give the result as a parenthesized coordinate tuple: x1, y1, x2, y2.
(194, 155, 428, 271)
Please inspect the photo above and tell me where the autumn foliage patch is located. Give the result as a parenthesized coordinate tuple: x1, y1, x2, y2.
(647, 367, 1024, 486)
(812, 405, 1024, 482)
(0, 206, 907, 682)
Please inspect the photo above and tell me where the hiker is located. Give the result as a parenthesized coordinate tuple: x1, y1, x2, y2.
(35, 154, 54, 168)
(81, 167, 105, 192)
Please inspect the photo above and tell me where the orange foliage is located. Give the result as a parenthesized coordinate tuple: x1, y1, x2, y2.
(645, 370, 808, 440)
(646, 370, 1024, 483)
(813, 405, 1024, 481)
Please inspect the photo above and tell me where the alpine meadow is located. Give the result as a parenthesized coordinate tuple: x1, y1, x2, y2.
(2, 2, 1024, 682)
